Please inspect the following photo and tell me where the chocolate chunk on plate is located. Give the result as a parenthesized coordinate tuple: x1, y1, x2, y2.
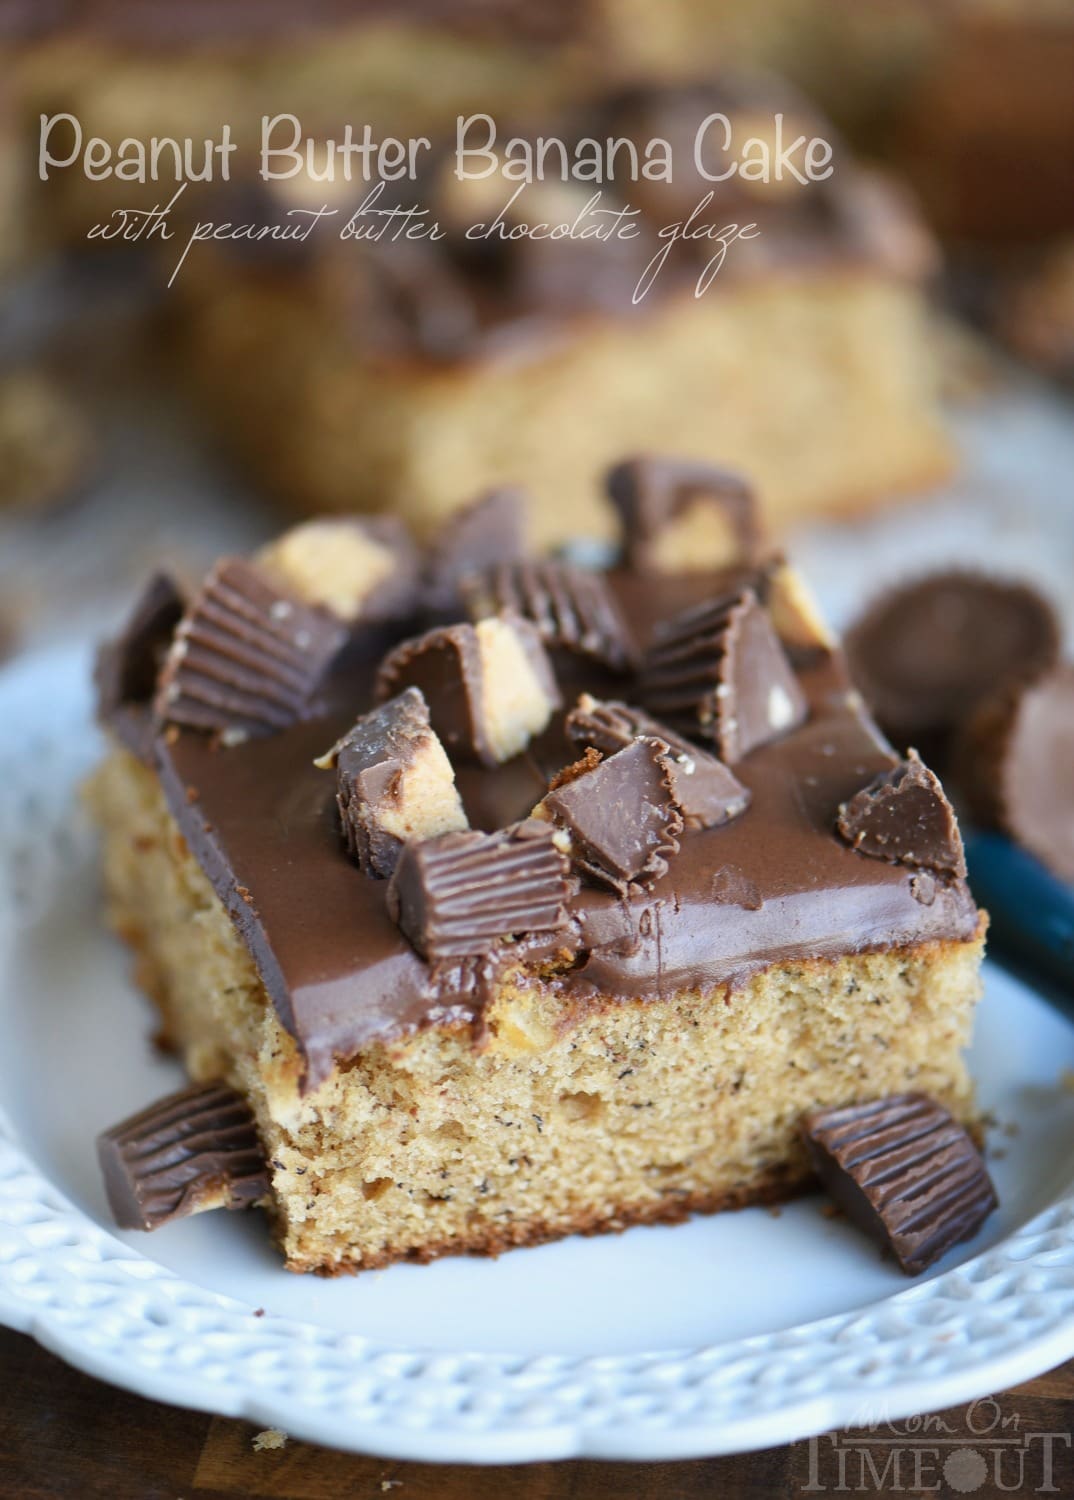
(837, 749, 966, 879)
(97, 1081, 270, 1233)
(388, 819, 573, 962)
(801, 1093, 997, 1275)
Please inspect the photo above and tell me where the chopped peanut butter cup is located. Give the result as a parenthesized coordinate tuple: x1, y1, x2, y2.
(541, 735, 685, 893)
(375, 613, 560, 767)
(95, 571, 186, 723)
(565, 694, 749, 829)
(639, 589, 807, 762)
(387, 820, 573, 961)
(957, 664, 1074, 884)
(154, 558, 347, 744)
(765, 560, 837, 667)
(846, 570, 1060, 752)
(423, 487, 529, 617)
(465, 559, 637, 673)
(95, 571, 187, 761)
(801, 1093, 996, 1275)
(317, 687, 468, 879)
(837, 750, 966, 879)
(257, 515, 420, 624)
(97, 1082, 270, 1233)
(606, 456, 764, 573)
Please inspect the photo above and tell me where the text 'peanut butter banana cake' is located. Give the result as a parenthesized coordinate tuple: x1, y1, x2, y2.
(90, 459, 986, 1274)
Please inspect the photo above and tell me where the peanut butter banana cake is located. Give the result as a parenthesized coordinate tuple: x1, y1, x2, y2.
(91, 461, 986, 1274)
(181, 75, 949, 549)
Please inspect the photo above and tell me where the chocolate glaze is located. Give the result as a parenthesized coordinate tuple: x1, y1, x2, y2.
(129, 559, 980, 1092)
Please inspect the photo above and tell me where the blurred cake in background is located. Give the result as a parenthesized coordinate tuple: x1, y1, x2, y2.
(0, 0, 820, 252)
(3, 2, 1072, 256)
(2, 1, 596, 248)
(176, 78, 951, 548)
(754, 1, 1074, 250)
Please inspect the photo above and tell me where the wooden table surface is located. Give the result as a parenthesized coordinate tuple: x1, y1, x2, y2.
(1, 1328, 1070, 1500)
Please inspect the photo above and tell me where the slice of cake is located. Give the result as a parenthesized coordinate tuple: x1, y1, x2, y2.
(179, 75, 950, 551)
(90, 465, 985, 1274)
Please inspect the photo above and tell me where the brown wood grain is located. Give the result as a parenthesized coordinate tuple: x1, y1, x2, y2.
(0, 1327, 1070, 1500)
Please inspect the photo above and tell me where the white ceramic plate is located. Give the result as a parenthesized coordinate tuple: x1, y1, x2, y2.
(2, 645, 1074, 1464)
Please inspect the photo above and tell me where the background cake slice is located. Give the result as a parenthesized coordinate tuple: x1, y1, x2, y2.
(177, 76, 950, 549)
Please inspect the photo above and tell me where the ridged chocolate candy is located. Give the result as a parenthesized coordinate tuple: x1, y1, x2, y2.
(465, 559, 637, 672)
(318, 687, 468, 879)
(155, 558, 346, 743)
(845, 570, 1060, 754)
(957, 665, 1074, 885)
(606, 456, 763, 572)
(375, 614, 560, 767)
(257, 514, 421, 624)
(639, 589, 807, 762)
(387, 820, 574, 961)
(837, 750, 966, 879)
(423, 488, 529, 618)
(565, 694, 750, 830)
(94, 571, 186, 759)
(97, 1082, 269, 1233)
(542, 735, 685, 893)
(801, 1093, 997, 1275)
(95, 571, 186, 719)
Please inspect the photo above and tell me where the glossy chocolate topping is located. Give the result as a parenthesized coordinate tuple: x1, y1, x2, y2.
(123, 552, 980, 1092)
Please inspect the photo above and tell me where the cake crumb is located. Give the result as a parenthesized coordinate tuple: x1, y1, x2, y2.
(252, 1428, 288, 1451)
